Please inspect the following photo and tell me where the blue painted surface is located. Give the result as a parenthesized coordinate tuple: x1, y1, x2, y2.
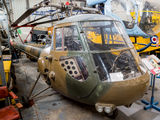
(141, 75, 160, 112)
(87, 0, 150, 37)
(104, 0, 149, 37)
(156, 74, 160, 78)
(87, 0, 107, 6)
(86, 0, 155, 52)
(137, 42, 152, 52)
(150, 74, 153, 87)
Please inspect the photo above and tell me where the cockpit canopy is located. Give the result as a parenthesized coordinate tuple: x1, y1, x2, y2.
(53, 14, 147, 82)
(55, 14, 134, 51)
(136, 0, 160, 35)
(108, 0, 160, 36)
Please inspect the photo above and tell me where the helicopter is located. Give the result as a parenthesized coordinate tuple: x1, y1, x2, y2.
(10, 0, 150, 119)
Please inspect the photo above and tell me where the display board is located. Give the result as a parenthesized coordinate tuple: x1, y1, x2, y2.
(142, 55, 160, 75)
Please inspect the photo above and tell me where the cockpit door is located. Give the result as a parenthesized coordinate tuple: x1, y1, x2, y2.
(50, 25, 99, 98)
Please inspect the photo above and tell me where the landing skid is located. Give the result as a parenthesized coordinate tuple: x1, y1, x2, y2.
(22, 73, 57, 108)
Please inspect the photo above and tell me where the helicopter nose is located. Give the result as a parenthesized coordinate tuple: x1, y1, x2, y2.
(96, 72, 150, 106)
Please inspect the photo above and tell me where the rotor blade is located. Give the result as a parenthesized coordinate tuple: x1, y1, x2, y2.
(11, 0, 50, 26)
(11, 7, 41, 26)
(31, 17, 65, 26)
(47, 3, 63, 9)
(22, 10, 61, 26)
(23, 14, 49, 26)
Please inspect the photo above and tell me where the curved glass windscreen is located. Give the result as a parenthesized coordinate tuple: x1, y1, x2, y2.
(116, 22, 134, 48)
(81, 20, 146, 82)
(136, 0, 160, 35)
(92, 50, 143, 82)
(55, 26, 83, 51)
(81, 21, 132, 51)
(131, 48, 147, 74)
(110, 0, 135, 29)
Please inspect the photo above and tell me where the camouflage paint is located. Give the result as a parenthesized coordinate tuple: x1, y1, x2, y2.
(12, 14, 150, 108)
(13, 42, 44, 59)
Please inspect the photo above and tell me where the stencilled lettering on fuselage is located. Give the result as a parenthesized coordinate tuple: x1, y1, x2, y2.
(20, 45, 25, 50)
(30, 47, 37, 55)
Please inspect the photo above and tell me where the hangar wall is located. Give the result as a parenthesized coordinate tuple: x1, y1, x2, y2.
(11, 0, 57, 26)
(11, 0, 27, 23)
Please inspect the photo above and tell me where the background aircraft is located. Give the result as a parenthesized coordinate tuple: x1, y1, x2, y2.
(87, 0, 160, 38)
(86, 0, 160, 53)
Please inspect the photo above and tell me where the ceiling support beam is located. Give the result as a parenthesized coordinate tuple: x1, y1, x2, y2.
(26, 0, 30, 22)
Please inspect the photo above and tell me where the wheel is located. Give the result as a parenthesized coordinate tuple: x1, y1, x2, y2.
(15, 49, 21, 58)
(17, 50, 21, 58)
(22, 96, 29, 108)
(105, 108, 118, 119)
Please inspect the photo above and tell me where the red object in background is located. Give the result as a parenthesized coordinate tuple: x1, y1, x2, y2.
(65, 1, 70, 5)
(0, 86, 22, 120)
(9, 91, 18, 99)
(0, 86, 9, 99)
(10, 39, 13, 45)
(29, 99, 34, 107)
(156, 37, 159, 47)
(0, 105, 20, 120)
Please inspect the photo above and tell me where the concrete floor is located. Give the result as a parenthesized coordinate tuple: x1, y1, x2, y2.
(13, 54, 160, 120)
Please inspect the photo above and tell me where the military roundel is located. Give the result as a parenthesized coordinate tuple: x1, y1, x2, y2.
(150, 35, 159, 44)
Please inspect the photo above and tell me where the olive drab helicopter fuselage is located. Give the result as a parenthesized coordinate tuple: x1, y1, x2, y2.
(12, 14, 149, 117)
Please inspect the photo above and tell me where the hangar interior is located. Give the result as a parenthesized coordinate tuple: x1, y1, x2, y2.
(0, 0, 160, 120)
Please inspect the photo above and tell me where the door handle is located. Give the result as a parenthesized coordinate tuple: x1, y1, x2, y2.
(54, 58, 58, 61)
